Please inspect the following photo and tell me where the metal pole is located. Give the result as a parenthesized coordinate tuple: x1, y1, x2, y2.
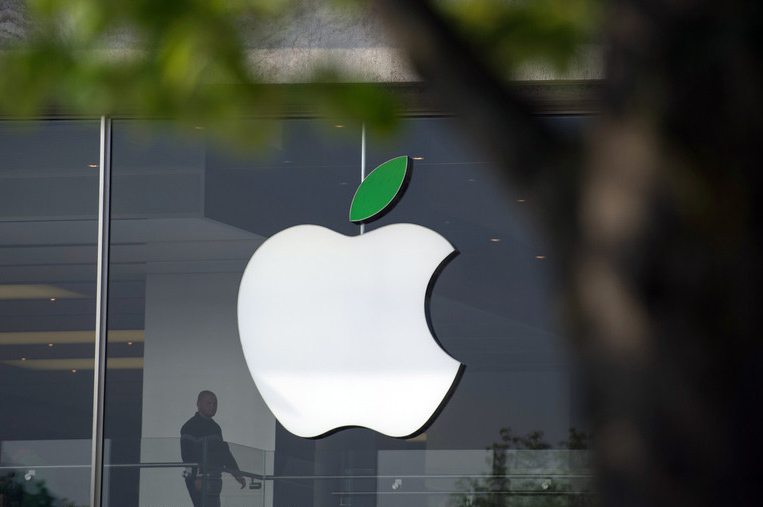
(90, 115, 112, 507)
(201, 439, 208, 507)
(360, 123, 366, 235)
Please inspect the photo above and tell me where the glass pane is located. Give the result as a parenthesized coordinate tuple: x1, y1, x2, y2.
(365, 117, 583, 448)
(103, 119, 361, 507)
(0, 120, 100, 507)
(266, 448, 593, 507)
(273, 117, 594, 506)
(103, 117, 593, 507)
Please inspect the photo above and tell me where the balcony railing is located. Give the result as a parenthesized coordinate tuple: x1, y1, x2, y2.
(0, 438, 595, 507)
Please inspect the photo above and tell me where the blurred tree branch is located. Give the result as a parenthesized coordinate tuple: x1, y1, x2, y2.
(374, 1, 763, 507)
(374, 0, 568, 197)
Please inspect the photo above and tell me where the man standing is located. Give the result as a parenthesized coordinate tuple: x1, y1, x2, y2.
(181, 391, 246, 507)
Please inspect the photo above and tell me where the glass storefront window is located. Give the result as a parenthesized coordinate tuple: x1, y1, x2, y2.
(2, 116, 593, 507)
(0, 120, 101, 507)
(101, 117, 592, 507)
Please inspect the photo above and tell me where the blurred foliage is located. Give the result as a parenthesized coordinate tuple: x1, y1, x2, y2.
(0, 0, 400, 146)
(435, 0, 602, 76)
(0, 0, 599, 146)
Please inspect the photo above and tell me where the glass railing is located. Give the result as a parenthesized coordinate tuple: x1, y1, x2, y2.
(101, 438, 269, 507)
(0, 439, 92, 507)
(1, 439, 595, 507)
(270, 448, 595, 507)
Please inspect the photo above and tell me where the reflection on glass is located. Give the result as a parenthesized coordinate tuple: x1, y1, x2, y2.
(0, 120, 100, 507)
(448, 428, 594, 507)
(0, 440, 92, 507)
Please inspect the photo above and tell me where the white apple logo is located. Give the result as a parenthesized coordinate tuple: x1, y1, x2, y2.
(237, 156, 463, 438)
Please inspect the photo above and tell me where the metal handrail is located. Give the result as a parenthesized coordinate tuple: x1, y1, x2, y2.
(0, 463, 593, 480)
(0, 462, 197, 471)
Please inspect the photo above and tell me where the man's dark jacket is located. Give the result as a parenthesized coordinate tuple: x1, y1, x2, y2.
(180, 413, 240, 477)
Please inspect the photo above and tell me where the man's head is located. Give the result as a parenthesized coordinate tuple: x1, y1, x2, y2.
(196, 390, 218, 419)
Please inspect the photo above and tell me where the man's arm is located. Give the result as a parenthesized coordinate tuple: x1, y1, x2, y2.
(180, 424, 199, 465)
(180, 433, 192, 463)
(221, 441, 246, 489)
(181, 421, 202, 480)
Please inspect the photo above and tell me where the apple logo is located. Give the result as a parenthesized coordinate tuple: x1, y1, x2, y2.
(237, 156, 463, 438)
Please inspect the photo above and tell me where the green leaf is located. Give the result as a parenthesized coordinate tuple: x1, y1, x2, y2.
(350, 156, 411, 223)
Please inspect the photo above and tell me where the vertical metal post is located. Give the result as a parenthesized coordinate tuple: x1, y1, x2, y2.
(201, 438, 208, 507)
(359, 123, 366, 235)
(90, 115, 112, 507)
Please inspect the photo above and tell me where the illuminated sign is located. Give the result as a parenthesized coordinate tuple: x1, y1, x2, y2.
(237, 157, 462, 438)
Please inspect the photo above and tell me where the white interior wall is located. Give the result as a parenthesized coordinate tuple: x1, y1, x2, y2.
(139, 272, 275, 507)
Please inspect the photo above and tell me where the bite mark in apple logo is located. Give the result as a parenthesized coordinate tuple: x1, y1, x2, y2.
(237, 156, 464, 438)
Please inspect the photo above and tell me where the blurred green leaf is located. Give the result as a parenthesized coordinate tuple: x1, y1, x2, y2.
(436, 0, 602, 75)
(0, 0, 597, 146)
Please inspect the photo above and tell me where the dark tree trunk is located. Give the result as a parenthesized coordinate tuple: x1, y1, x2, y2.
(375, 1, 763, 505)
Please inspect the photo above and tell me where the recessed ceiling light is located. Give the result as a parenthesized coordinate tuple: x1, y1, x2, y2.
(0, 284, 86, 300)
(0, 357, 144, 371)
(50, 298, 56, 301)
(490, 238, 501, 242)
(71, 369, 77, 373)
(127, 341, 133, 345)
(535, 255, 546, 259)
(412, 157, 424, 160)
(48, 343, 53, 347)
(517, 199, 526, 203)
(194, 126, 203, 130)
(0, 329, 144, 345)
(335, 125, 344, 128)
(88, 164, 99, 168)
